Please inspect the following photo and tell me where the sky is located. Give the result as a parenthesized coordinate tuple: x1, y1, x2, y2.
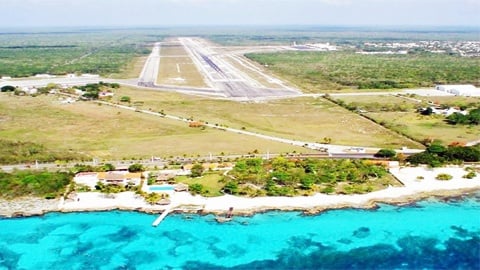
(0, 0, 479, 28)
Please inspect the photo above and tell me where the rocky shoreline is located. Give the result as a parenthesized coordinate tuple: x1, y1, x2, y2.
(1, 166, 479, 219)
(1, 187, 478, 219)
(0, 197, 60, 218)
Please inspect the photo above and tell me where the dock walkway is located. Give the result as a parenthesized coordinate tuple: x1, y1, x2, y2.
(152, 206, 173, 227)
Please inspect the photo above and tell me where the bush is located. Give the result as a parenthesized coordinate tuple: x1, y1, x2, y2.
(128, 163, 144, 172)
(190, 164, 204, 178)
(374, 149, 397, 158)
(436, 173, 453, 181)
(189, 183, 204, 195)
(1, 85, 15, 92)
(463, 172, 477, 179)
(120, 96, 131, 102)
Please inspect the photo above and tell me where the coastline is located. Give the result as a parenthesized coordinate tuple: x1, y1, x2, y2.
(1, 166, 479, 218)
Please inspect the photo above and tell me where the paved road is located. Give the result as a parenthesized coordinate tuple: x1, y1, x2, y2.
(138, 42, 161, 87)
(178, 37, 301, 99)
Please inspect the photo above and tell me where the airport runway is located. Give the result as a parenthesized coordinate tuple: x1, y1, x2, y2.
(174, 37, 301, 100)
(138, 42, 161, 87)
(2, 38, 302, 101)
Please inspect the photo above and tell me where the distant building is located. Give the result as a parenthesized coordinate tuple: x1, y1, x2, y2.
(99, 91, 114, 98)
(74, 171, 142, 189)
(81, 74, 100, 78)
(21, 86, 38, 95)
(34, 74, 55, 78)
(435, 85, 479, 97)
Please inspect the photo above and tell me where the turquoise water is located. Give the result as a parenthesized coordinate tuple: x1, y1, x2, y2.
(149, 185, 175, 191)
(1, 193, 479, 269)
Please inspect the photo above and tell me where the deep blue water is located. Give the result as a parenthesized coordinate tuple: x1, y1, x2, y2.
(1, 193, 480, 270)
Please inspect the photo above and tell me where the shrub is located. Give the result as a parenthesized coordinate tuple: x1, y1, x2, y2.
(436, 173, 453, 181)
(463, 172, 477, 179)
(374, 149, 397, 158)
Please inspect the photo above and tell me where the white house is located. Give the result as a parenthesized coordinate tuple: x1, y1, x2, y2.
(21, 86, 38, 95)
(435, 85, 479, 97)
(74, 171, 142, 189)
(74, 172, 99, 189)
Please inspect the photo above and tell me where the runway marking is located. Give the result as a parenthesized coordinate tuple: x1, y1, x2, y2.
(176, 64, 181, 73)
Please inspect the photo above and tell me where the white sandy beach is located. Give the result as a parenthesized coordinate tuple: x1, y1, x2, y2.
(56, 166, 480, 217)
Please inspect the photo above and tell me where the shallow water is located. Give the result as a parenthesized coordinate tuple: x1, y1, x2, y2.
(1, 193, 479, 269)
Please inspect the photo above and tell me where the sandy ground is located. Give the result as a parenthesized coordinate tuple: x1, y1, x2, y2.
(2, 166, 479, 218)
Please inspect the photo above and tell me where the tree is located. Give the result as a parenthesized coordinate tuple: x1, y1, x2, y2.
(420, 107, 433, 116)
(0, 85, 15, 92)
(436, 173, 453, 181)
(444, 146, 480, 162)
(128, 163, 144, 172)
(446, 112, 469, 125)
(223, 181, 238, 195)
(101, 163, 115, 172)
(145, 192, 161, 204)
(300, 175, 315, 190)
(374, 149, 397, 158)
(406, 152, 444, 167)
(190, 164, 204, 177)
(469, 109, 480, 125)
(189, 183, 204, 195)
(120, 96, 131, 103)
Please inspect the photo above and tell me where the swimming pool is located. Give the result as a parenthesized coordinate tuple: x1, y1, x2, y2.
(149, 185, 175, 191)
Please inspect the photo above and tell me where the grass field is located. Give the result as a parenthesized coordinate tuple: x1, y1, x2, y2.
(367, 112, 480, 145)
(175, 173, 224, 197)
(0, 93, 310, 160)
(111, 55, 149, 79)
(246, 51, 480, 92)
(115, 87, 422, 149)
(0, 33, 150, 78)
(334, 95, 480, 145)
(221, 54, 291, 89)
(157, 42, 208, 87)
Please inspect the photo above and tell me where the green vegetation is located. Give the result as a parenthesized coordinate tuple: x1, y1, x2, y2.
(128, 163, 144, 173)
(224, 157, 398, 197)
(463, 171, 477, 179)
(94, 181, 138, 194)
(374, 149, 397, 158)
(332, 95, 480, 145)
(190, 164, 204, 178)
(0, 170, 72, 199)
(0, 139, 85, 165)
(407, 144, 480, 167)
(0, 31, 151, 78)
(446, 108, 480, 125)
(77, 82, 119, 100)
(71, 163, 115, 174)
(120, 96, 131, 103)
(247, 51, 480, 92)
(1, 85, 15, 92)
(176, 173, 224, 197)
(114, 87, 420, 149)
(436, 173, 453, 181)
(0, 92, 309, 161)
(144, 192, 169, 205)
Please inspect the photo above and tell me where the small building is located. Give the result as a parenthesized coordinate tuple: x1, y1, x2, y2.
(99, 91, 114, 98)
(156, 173, 176, 184)
(174, 183, 189, 192)
(21, 87, 38, 95)
(73, 172, 99, 189)
(435, 85, 479, 97)
(75, 171, 142, 188)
